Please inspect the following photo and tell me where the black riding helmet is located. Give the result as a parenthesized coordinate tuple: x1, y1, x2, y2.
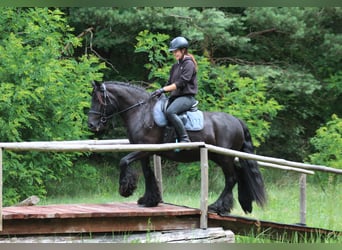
(169, 36, 189, 52)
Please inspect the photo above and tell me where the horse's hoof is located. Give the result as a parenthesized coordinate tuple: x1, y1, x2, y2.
(119, 184, 135, 197)
(218, 211, 231, 217)
(208, 203, 218, 214)
(137, 196, 146, 205)
(119, 189, 132, 197)
(137, 195, 161, 207)
(208, 202, 231, 216)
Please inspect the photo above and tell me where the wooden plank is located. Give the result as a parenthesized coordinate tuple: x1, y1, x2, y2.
(208, 213, 342, 241)
(1, 215, 200, 235)
(1, 202, 201, 235)
(0, 228, 234, 243)
(105, 227, 234, 243)
(200, 147, 209, 229)
(2, 202, 200, 220)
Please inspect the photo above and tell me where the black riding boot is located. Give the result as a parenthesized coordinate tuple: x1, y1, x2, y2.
(165, 96, 195, 143)
(168, 114, 191, 143)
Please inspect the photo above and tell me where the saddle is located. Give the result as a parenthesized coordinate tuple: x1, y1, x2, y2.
(153, 96, 204, 131)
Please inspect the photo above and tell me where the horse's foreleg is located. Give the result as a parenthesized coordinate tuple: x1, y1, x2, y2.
(137, 157, 162, 207)
(209, 157, 237, 216)
(119, 151, 147, 197)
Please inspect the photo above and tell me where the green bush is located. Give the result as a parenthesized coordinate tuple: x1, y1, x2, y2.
(0, 8, 105, 205)
(308, 114, 342, 184)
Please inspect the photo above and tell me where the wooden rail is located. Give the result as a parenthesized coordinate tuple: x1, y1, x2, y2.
(0, 139, 341, 231)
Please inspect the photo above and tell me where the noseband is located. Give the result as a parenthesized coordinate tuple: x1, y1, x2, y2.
(89, 83, 145, 125)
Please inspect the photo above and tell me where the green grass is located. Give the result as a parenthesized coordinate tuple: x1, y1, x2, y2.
(42, 165, 342, 243)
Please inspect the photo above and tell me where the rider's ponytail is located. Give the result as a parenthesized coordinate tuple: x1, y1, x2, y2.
(185, 50, 198, 72)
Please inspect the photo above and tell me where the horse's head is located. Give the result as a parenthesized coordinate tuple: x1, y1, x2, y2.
(88, 81, 116, 132)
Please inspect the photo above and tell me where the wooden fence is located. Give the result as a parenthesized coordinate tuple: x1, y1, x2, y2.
(0, 139, 341, 230)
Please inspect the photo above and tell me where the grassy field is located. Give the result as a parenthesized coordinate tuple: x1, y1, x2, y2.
(42, 165, 342, 243)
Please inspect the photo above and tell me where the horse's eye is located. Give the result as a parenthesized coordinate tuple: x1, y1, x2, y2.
(100, 117, 107, 123)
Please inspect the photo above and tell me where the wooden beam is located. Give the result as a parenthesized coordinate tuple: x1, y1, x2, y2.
(257, 161, 315, 175)
(299, 174, 307, 225)
(0, 140, 339, 174)
(0, 139, 130, 147)
(234, 157, 315, 175)
(200, 147, 209, 229)
(0, 142, 205, 152)
(206, 144, 342, 175)
(16, 196, 40, 207)
(153, 155, 163, 199)
(105, 227, 235, 243)
(0, 227, 235, 243)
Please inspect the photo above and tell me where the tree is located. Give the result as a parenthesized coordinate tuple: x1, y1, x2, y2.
(237, 7, 342, 160)
(0, 8, 105, 205)
(67, 7, 249, 80)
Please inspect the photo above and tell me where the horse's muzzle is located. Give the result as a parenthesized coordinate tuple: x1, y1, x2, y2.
(88, 121, 101, 132)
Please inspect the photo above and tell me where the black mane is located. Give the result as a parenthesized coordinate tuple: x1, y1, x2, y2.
(104, 81, 151, 99)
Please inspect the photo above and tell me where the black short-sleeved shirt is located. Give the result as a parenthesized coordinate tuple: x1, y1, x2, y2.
(166, 56, 198, 98)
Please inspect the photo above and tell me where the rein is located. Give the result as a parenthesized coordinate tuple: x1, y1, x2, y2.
(115, 100, 145, 115)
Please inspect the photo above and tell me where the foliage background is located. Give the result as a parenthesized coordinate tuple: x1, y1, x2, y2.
(0, 8, 105, 204)
(0, 7, 341, 205)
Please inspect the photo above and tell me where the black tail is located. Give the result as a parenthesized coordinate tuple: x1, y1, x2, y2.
(236, 119, 266, 213)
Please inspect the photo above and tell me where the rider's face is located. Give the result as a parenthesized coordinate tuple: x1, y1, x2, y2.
(173, 49, 184, 61)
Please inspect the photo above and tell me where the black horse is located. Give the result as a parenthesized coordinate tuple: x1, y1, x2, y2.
(88, 81, 266, 215)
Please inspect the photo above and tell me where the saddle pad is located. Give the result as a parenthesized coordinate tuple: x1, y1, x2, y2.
(153, 97, 168, 127)
(183, 110, 204, 131)
(153, 97, 204, 131)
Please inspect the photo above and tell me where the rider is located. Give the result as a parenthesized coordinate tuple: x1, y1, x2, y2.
(151, 36, 198, 143)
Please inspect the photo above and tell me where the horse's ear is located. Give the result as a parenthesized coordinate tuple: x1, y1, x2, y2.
(91, 81, 101, 87)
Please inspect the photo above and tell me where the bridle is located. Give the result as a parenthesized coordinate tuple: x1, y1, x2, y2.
(88, 83, 145, 125)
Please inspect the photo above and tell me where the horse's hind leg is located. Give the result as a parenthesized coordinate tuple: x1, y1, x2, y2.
(138, 157, 162, 207)
(209, 156, 237, 216)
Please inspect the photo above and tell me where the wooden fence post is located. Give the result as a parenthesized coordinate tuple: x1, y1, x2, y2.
(299, 174, 307, 225)
(200, 147, 209, 229)
(153, 155, 163, 199)
(0, 148, 2, 231)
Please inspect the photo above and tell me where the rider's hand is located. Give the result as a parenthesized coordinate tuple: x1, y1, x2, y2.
(151, 88, 165, 98)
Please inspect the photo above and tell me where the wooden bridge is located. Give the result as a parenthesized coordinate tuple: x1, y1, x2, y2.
(1, 202, 200, 235)
(1, 202, 340, 242)
(0, 139, 341, 242)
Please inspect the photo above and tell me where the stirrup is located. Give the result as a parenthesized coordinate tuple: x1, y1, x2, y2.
(174, 136, 191, 152)
(179, 135, 191, 143)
